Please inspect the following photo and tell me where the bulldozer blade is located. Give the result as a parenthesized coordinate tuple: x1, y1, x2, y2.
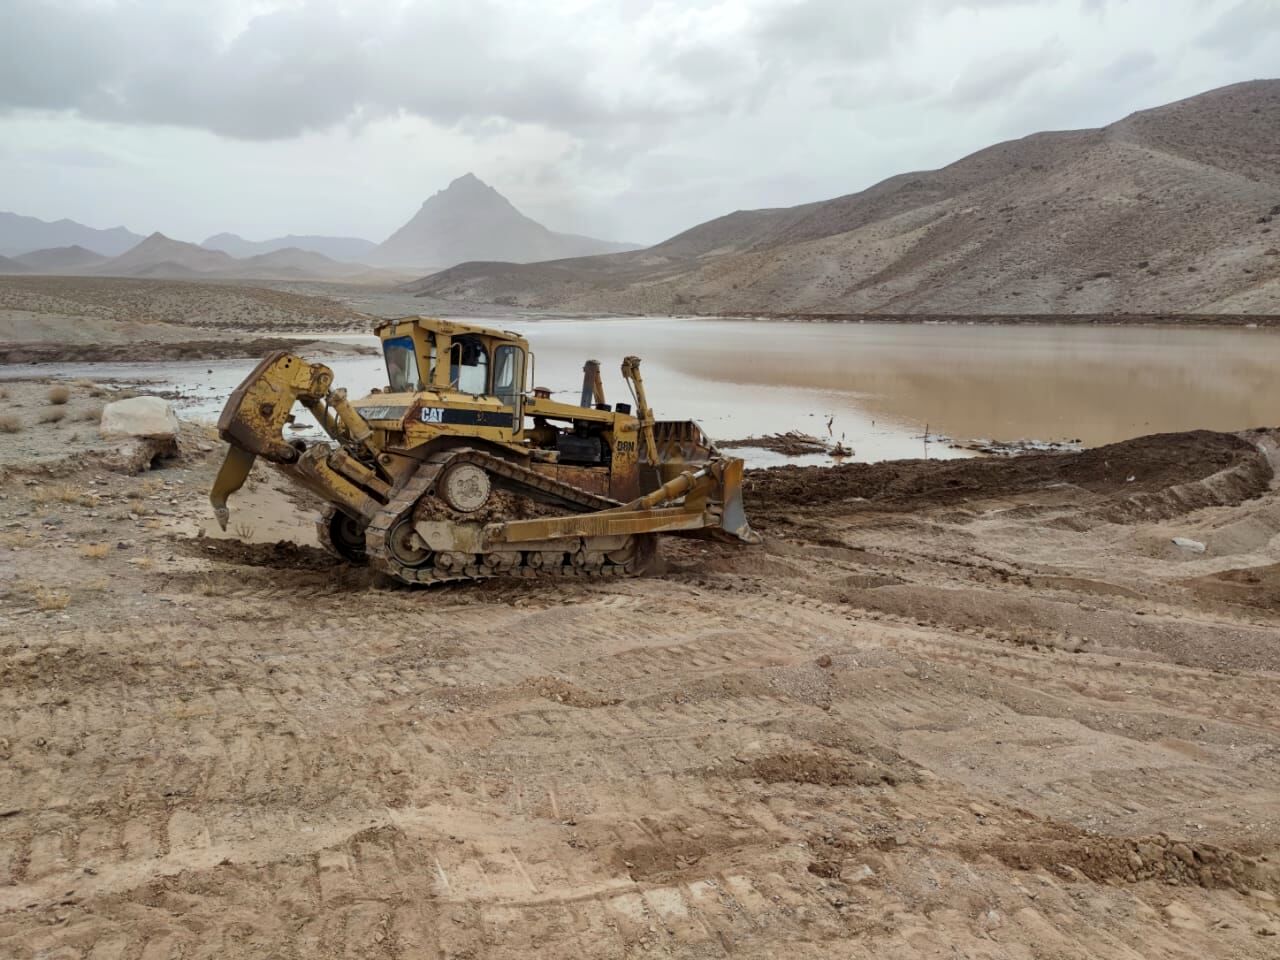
(209, 445, 257, 530)
(715, 457, 762, 544)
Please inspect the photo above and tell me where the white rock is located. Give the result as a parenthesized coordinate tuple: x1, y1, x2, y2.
(100, 397, 179, 440)
(1171, 537, 1206, 554)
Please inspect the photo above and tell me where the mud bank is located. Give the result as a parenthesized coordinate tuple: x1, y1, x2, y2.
(0, 337, 376, 364)
(725, 312, 1280, 327)
(744, 430, 1272, 513)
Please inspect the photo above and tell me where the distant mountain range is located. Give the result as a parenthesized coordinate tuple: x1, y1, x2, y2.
(0, 212, 144, 258)
(14, 245, 106, 272)
(410, 80, 1280, 315)
(202, 232, 379, 263)
(0, 173, 636, 280)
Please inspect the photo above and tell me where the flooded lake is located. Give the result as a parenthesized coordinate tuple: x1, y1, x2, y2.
(6, 317, 1280, 465)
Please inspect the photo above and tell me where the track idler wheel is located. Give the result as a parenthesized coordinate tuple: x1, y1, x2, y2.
(386, 517, 432, 569)
(324, 509, 368, 564)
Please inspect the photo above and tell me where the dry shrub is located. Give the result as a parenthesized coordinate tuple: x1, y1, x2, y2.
(0, 387, 8, 399)
(73, 378, 96, 389)
(47, 385, 71, 405)
(24, 583, 70, 611)
(39, 408, 67, 424)
(31, 483, 94, 507)
(0, 414, 19, 434)
(77, 404, 104, 422)
(0, 529, 38, 548)
(78, 542, 111, 559)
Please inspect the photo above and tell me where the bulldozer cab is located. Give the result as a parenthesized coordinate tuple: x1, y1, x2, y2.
(377, 317, 528, 434)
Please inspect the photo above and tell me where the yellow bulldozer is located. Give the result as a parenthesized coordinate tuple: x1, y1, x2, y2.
(210, 316, 759, 585)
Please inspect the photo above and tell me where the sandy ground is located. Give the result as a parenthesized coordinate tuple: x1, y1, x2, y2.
(1, 403, 1279, 957)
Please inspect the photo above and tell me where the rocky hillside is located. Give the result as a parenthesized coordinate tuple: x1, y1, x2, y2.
(376, 173, 636, 269)
(411, 80, 1280, 314)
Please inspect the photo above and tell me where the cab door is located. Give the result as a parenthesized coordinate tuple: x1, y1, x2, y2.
(493, 344, 525, 435)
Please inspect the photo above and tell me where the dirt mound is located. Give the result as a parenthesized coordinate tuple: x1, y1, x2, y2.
(741, 751, 905, 787)
(0, 338, 370, 364)
(1185, 561, 1280, 611)
(522, 676, 621, 708)
(966, 827, 1278, 894)
(745, 430, 1269, 515)
(182, 537, 339, 570)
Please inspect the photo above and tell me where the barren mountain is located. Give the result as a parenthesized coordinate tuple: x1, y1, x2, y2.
(232, 246, 374, 279)
(13, 245, 108, 273)
(411, 80, 1280, 314)
(376, 173, 636, 269)
(0, 254, 29, 274)
(0, 212, 144, 258)
(86, 233, 391, 282)
(203, 232, 378, 262)
(96, 233, 238, 277)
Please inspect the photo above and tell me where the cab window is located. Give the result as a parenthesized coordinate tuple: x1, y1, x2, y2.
(383, 336, 421, 392)
(451, 336, 489, 394)
(493, 345, 523, 406)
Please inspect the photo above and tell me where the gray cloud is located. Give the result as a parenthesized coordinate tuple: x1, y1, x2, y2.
(0, 1, 1273, 246)
(0, 0, 738, 140)
(1196, 0, 1280, 54)
(946, 41, 1069, 105)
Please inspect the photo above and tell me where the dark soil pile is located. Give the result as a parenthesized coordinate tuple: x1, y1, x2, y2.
(0, 338, 368, 364)
(744, 430, 1267, 513)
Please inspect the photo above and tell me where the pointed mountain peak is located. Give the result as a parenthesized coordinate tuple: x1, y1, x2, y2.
(378, 174, 634, 269)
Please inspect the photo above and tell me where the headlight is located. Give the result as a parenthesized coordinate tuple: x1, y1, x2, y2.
(354, 405, 410, 421)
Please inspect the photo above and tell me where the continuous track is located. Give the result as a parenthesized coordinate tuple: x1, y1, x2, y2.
(363, 448, 652, 585)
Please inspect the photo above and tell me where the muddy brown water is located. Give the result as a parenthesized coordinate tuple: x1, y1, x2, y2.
(5, 318, 1279, 464)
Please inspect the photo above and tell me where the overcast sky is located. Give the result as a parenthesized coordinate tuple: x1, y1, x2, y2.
(0, 0, 1275, 246)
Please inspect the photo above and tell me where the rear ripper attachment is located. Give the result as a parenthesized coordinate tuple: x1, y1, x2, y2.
(210, 316, 760, 586)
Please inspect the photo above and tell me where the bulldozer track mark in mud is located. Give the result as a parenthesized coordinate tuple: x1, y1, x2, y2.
(6, 430, 1280, 957)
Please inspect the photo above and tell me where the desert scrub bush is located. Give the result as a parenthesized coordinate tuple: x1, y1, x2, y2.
(47, 385, 71, 405)
(21, 582, 71, 611)
(30, 483, 94, 507)
(0, 529, 39, 548)
(78, 542, 111, 559)
(76, 404, 104, 422)
(0, 414, 20, 433)
(39, 408, 67, 424)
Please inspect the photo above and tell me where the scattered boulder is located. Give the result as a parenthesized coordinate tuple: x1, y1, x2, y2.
(1172, 537, 1207, 554)
(100, 396, 179, 440)
(98, 397, 180, 473)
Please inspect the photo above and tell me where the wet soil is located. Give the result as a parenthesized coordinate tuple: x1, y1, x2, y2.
(0, 338, 376, 364)
(734, 311, 1280, 327)
(2, 425, 1279, 958)
(744, 430, 1266, 514)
